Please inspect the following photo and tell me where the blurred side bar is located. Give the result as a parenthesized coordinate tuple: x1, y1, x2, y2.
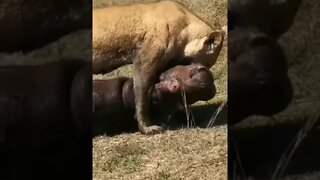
(0, 1, 92, 180)
(228, 0, 320, 179)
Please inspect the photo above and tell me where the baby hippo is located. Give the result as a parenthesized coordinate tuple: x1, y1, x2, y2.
(228, 27, 293, 125)
(93, 64, 215, 135)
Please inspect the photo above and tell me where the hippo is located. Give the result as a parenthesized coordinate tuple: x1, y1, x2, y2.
(93, 63, 216, 136)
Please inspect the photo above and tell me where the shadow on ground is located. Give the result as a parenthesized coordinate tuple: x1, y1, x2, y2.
(93, 103, 227, 137)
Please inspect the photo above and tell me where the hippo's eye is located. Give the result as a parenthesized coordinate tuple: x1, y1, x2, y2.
(189, 69, 197, 78)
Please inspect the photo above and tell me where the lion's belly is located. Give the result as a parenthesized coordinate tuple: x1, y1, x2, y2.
(92, 40, 137, 74)
(93, 9, 145, 74)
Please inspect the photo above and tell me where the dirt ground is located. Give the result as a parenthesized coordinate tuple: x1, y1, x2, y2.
(92, 0, 228, 179)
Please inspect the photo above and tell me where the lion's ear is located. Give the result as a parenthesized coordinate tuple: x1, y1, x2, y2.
(203, 33, 216, 55)
(204, 31, 224, 55)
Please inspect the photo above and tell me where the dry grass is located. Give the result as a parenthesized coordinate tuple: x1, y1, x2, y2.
(93, 127, 227, 180)
(92, 0, 227, 179)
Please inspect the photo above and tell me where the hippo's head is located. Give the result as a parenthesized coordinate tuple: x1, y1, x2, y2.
(153, 64, 216, 109)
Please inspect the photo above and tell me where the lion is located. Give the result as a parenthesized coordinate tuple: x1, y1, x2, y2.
(93, 0, 224, 135)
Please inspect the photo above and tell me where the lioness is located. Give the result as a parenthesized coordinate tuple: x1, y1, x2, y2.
(93, 0, 224, 134)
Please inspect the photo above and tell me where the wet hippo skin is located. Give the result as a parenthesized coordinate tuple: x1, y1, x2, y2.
(93, 64, 216, 136)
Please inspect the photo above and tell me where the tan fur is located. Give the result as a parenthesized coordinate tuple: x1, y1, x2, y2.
(93, 0, 224, 134)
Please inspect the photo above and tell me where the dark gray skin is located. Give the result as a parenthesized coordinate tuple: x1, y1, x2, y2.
(228, 27, 293, 125)
(228, 0, 302, 39)
(0, 59, 91, 180)
(93, 64, 215, 135)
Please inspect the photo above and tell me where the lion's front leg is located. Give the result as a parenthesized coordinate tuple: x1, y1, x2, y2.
(133, 42, 168, 135)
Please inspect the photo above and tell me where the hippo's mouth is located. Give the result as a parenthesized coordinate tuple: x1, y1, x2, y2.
(155, 80, 181, 94)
